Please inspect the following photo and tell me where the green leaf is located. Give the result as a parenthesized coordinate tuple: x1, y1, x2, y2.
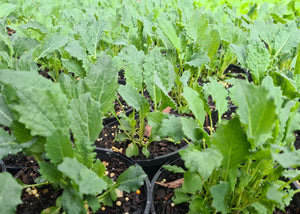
(64, 40, 88, 71)
(210, 182, 230, 214)
(74, 139, 96, 167)
(0, 172, 23, 214)
(84, 55, 118, 114)
(157, 15, 181, 51)
(230, 80, 277, 148)
(180, 117, 201, 142)
(62, 58, 85, 78)
(213, 118, 250, 171)
(183, 86, 205, 127)
(185, 51, 210, 67)
(38, 161, 64, 184)
(180, 145, 222, 180)
(33, 34, 68, 61)
(118, 84, 143, 111)
(86, 194, 100, 213)
(172, 188, 190, 204)
(0, 94, 14, 126)
(12, 88, 69, 137)
(91, 159, 106, 178)
(59, 73, 84, 100)
(116, 166, 146, 192)
(0, 3, 17, 18)
(126, 143, 139, 157)
(162, 164, 185, 174)
(204, 29, 221, 59)
(266, 183, 286, 209)
(45, 129, 74, 164)
(294, 43, 300, 76)
(203, 78, 228, 122)
(158, 115, 184, 142)
(182, 170, 202, 193)
(186, 9, 209, 45)
(61, 185, 85, 214)
(70, 93, 103, 143)
(189, 194, 211, 214)
(41, 206, 61, 214)
(272, 145, 300, 168)
(58, 157, 107, 195)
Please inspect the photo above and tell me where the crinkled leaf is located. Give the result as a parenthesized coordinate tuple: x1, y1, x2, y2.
(180, 145, 222, 180)
(185, 51, 210, 67)
(230, 80, 277, 148)
(0, 172, 23, 214)
(84, 55, 118, 114)
(266, 183, 286, 209)
(186, 9, 209, 45)
(45, 129, 74, 164)
(158, 115, 184, 142)
(58, 73, 84, 100)
(70, 93, 103, 143)
(74, 138, 96, 167)
(33, 34, 68, 61)
(64, 40, 88, 71)
(162, 164, 185, 174)
(61, 185, 85, 214)
(203, 78, 228, 122)
(213, 118, 250, 171)
(272, 145, 300, 168)
(58, 157, 107, 195)
(62, 58, 85, 78)
(38, 161, 64, 184)
(12, 88, 69, 137)
(183, 86, 205, 126)
(210, 182, 230, 214)
(0, 94, 14, 126)
(116, 166, 146, 192)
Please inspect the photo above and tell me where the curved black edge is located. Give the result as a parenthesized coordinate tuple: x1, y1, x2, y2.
(0, 160, 6, 172)
(149, 158, 183, 214)
(94, 148, 151, 214)
(224, 64, 253, 82)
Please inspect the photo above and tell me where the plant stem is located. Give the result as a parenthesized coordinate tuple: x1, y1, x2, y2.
(23, 181, 50, 188)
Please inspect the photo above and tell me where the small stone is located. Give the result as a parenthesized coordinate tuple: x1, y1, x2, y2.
(101, 206, 106, 211)
(171, 202, 175, 207)
(31, 189, 37, 195)
(110, 172, 115, 178)
(35, 194, 39, 198)
(25, 188, 31, 193)
(125, 197, 130, 201)
(116, 201, 122, 206)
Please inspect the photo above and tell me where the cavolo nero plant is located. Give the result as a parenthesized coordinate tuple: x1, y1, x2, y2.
(164, 77, 300, 213)
(0, 55, 146, 214)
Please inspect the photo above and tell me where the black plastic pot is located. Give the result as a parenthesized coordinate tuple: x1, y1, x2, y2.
(224, 64, 253, 82)
(95, 147, 151, 214)
(0, 160, 6, 172)
(150, 157, 185, 214)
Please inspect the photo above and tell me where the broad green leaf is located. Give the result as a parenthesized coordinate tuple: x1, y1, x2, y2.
(185, 51, 210, 68)
(12, 88, 69, 137)
(126, 143, 139, 157)
(0, 129, 33, 159)
(182, 170, 202, 193)
(180, 117, 201, 142)
(45, 129, 74, 164)
(266, 183, 286, 209)
(118, 45, 144, 91)
(33, 34, 68, 61)
(61, 186, 85, 214)
(172, 188, 190, 204)
(270, 71, 300, 99)
(64, 40, 88, 71)
(86, 194, 100, 213)
(84, 55, 118, 114)
(13, 36, 38, 58)
(180, 145, 222, 180)
(251, 202, 268, 214)
(204, 29, 221, 59)
(70, 93, 103, 143)
(91, 159, 106, 178)
(157, 15, 181, 51)
(20, 21, 48, 36)
(0, 172, 23, 214)
(74, 138, 96, 167)
(189, 194, 212, 214)
(0, 94, 14, 126)
(230, 81, 277, 148)
(62, 58, 86, 78)
(158, 115, 184, 142)
(272, 146, 300, 168)
(58, 157, 107, 195)
(0, 3, 17, 18)
(213, 118, 250, 171)
(210, 182, 230, 214)
(203, 78, 228, 122)
(183, 86, 205, 127)
(118, 84, 143, 111)
(186, 9, 209, 45)
(38, 161, 64, 184)
(58, 73, 84, 100)
(116, 165, 146, 192)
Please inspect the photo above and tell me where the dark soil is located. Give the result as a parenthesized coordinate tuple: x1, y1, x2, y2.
(94, 121, 187, 160)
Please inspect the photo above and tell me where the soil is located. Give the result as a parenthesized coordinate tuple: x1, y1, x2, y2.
(2, 152, 148, 214)
(94, 121, 188, 160)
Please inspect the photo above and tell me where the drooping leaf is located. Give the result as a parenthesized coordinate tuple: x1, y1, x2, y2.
(0, 172, 23, 214)
(116, 166, 146, 192)
(183, 86, 205, 127)
(210, 182, 230, 214)
(33, 34, 68, 61)
(230, 80, 277, 148)
(58, 157, 107, 195)
(45, 129, 74, 164)
(70, 93, 103, 143)
(83, 55, 118, 114)
(0, 94, 14, 126)
(213, 118, 250, 172)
